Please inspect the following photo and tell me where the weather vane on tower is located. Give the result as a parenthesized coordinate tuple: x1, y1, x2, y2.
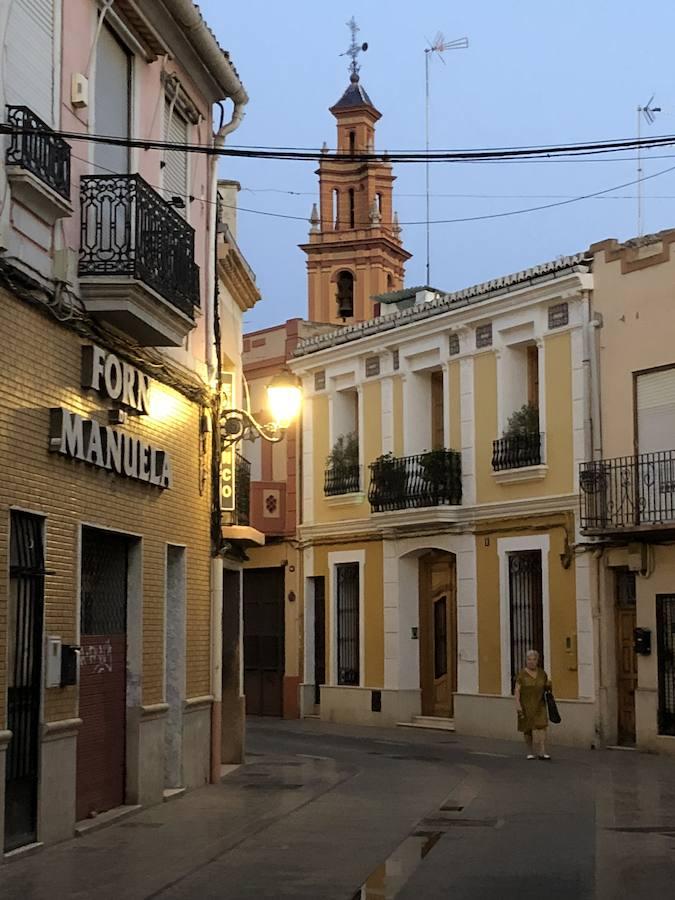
(341, 16, 368, 83)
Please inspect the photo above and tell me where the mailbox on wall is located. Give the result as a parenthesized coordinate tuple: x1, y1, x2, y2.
(634, 627, 652, 656)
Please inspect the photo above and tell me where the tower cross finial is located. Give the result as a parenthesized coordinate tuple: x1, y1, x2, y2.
(341, 16, 368, 83)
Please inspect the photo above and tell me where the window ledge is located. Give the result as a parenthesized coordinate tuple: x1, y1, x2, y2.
(324, 491, 366, 507)
(492, 464, 548, 485)
(7, 166, 72, 223)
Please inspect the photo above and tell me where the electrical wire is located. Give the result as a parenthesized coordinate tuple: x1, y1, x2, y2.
(6, 121, 675, 163)
(68, 149, 675, 228)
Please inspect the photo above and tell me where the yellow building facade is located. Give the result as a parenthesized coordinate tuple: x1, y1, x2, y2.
(293, 263, 599, 746)
(580, 230, 675, 754)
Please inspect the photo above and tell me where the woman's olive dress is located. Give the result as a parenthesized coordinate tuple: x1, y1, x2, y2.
(516, 668, 551, 732)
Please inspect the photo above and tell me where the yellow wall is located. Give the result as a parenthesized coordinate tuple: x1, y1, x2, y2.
(475, 518, 579, 699)
(311, 539, 384, 688)
(593, 240, 675, 457)
(475, 333, 574, 503)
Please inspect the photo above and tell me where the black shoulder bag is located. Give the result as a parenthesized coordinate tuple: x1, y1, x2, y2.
(545, 688, 561, 725)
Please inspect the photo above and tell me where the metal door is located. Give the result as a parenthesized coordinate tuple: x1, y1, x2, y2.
(508, 550, 544, 686)
(657, 594, 675, 736)
(243, 568, 285, 716)
(313, 577, 326, 705)
(4, 512, 44, 852)
(615, 570, 637, 744)
(76, 528, 128, 821)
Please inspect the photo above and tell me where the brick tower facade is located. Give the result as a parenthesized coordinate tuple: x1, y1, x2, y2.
(300, 73, 411, 325)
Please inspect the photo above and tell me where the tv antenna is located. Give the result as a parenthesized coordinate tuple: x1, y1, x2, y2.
(637, 95, 661, 236)
(425, 33, 468, 284)
(341, 16, 368, 83)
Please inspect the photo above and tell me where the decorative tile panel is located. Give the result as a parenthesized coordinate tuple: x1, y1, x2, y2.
(392, 349, 399, 370)
(475, 323, 493, 348)
(548, 302, 569, 329)
(365, 357, 380, 377)
(448, 333, 460, 356)
(314, 370, 326, 391)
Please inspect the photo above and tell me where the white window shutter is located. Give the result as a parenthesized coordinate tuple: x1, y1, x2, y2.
(163, 102, 189, 212)
(5, 0, 55, 124)
(636, 368, 675, 454)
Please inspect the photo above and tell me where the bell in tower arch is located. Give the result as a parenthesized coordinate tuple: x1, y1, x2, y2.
(336, 270, 355, 319)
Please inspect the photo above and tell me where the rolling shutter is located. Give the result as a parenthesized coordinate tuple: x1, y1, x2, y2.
(163, 101, 189, 212)
(636, 368, 675, 454)
(5, 0, 55, 124)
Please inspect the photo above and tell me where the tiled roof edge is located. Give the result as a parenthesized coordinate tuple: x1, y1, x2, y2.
(294, 253, 591, 358)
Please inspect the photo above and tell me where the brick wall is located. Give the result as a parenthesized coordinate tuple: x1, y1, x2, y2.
(0, 288, 212, 726)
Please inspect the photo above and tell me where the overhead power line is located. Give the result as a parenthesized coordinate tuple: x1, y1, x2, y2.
(68, 147, 675, 229)
(5, 122, 675, 163)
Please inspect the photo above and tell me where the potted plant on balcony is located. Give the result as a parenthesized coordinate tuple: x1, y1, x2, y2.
(503, 403, 540, 466)
(418, 448, 461, 504)
(326, 432, 359, 493)
(371, 452, 407, 501)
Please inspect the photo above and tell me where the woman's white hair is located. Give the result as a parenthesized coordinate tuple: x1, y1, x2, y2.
(526, 649, 540, 658)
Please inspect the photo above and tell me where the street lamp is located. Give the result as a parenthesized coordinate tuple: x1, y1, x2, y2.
(220, 371, 302, 446)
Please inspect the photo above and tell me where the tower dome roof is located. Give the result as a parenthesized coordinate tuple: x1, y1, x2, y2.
(332, 79, 375, 110)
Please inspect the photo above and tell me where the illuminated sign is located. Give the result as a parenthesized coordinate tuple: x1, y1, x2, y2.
(221, 372, 235, 512)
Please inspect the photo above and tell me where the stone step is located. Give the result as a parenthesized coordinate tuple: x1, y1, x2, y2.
(397, 716, 456, 732)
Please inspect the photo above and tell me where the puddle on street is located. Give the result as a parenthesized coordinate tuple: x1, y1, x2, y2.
(350, 831, 442, 899)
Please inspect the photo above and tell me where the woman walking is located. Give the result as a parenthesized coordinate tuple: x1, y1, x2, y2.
(514, 649, 552, 760)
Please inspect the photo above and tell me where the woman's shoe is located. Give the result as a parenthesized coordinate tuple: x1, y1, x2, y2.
(538, 754, 551, 760)
(526, 754, 536, 760)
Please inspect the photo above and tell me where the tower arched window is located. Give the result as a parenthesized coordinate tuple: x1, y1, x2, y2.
(349, 130, 356, 154)
(336, 270, 354, 319)
(349, 188, 355, 229)
(333, 188, 340, 230)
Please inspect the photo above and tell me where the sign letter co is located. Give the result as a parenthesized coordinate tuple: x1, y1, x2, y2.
(221, 372, 235, 512)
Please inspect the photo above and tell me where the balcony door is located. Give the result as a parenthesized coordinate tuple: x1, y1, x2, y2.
(95, 24, 131, 175)
(419, 552, 457, 718)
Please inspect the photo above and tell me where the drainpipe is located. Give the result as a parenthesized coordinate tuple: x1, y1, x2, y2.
(208, 100, 246, 784)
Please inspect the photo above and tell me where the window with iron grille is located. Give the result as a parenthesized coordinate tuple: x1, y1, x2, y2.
(508, 550, 544, 687)
(336, 563, 360, 686)
(657, 594, 675, 736)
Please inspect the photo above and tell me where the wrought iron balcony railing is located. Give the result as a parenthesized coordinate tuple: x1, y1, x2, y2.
(235, 452, 251, 526)
(5, 105, 71, 201)
(324, 463, 361, 495)
(79, 174, 200, 316)
(368, 449, 462, 512)
(492, 432, 543, 471)
(580, 451, 675, 532)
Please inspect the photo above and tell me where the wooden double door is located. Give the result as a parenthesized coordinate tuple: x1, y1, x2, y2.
(243, 567, 285, 717)
(419, 553, 457, 718)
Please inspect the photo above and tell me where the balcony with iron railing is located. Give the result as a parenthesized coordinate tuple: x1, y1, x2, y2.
(5, 105, 72, 220)
(324, 463, 362, 496)
(368, 449, 462, 513)
(492, 432, 543, 472)
(78, 174, 200, 346)
(580, 450, 675, 536)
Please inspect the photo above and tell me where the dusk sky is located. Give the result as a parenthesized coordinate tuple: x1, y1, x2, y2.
(198, 0, 675, 331)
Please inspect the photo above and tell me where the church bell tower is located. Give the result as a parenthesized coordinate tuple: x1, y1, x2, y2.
(300, 20, 411, 325)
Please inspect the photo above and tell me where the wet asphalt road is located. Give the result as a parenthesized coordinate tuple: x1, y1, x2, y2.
(2, 718, 675, 899)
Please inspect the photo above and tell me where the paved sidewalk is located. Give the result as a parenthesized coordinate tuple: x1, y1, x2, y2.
(1, 720, 675, 899)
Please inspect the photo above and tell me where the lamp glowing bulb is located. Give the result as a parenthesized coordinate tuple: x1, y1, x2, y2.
(266, 372, 302, 430)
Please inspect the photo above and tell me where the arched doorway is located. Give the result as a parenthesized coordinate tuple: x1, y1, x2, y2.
(418, 551, 457, 717)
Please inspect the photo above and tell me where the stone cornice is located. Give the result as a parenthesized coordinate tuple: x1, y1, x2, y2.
(298, 493, 579, 544)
